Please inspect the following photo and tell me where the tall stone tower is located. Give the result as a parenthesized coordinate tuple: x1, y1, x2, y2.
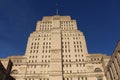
(0, 15, 109, 80)
(25, 15, 88, 80)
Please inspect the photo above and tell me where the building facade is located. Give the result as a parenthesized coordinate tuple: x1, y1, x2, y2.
(0, 15, 110, 80)
(105, 41, 120, 80)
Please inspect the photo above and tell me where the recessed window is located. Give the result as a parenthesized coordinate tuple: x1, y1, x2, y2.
(94, 68, 102, 72)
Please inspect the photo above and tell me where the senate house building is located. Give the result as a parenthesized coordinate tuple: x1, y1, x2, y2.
(0, 15, 119, 80)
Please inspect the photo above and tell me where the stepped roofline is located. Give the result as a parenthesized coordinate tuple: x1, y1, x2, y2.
(42, 15, 72, 21)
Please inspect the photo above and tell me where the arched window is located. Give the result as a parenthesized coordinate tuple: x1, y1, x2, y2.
(11, 70, 18, 74)
(94, 68, 102, 72)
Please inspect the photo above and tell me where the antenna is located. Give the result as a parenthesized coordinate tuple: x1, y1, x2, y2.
(56, 3, 59, 15)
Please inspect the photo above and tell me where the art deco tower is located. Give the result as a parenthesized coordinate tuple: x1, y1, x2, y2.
(0, 15, 109, 80)
(25, 15, 88, 80)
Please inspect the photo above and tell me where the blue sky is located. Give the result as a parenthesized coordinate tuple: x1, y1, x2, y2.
(0, 0, 120, 58)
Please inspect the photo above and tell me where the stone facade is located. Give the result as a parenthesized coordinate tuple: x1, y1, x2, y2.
(105, 41, 120, 80)
(0, 15, 110, 80)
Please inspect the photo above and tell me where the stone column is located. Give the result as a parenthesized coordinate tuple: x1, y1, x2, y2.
(106, 71, 111, 80)
(114, 58, 120, 78)
(109, 67, 114, 80)
(111, 62, 118, 79)
(116, 54, 120, 66)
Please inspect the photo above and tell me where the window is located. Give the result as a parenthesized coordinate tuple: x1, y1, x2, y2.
(75, 49, 76, 52)
(83, 64, 85, 67)
(82, 54, 84, 57)
(11, 70, 18, 74)
(67, 78, 69, 80)
(68, 49, 70, 52)
(69, 55, 70, 57)
(76, 59, 78, 62)
(94, 68, 102, 72)
(81, 49, 83, 52)
(79, 59, 81, 62)
(97, 76, 103, 80)
(82, 59, 84, 62)
(76, 64, 78, 67)
(81, 77, 83, 80)
(80, 45, 82, 48)
(75, 55, 77, 57)
(78, 49, 79, 52)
